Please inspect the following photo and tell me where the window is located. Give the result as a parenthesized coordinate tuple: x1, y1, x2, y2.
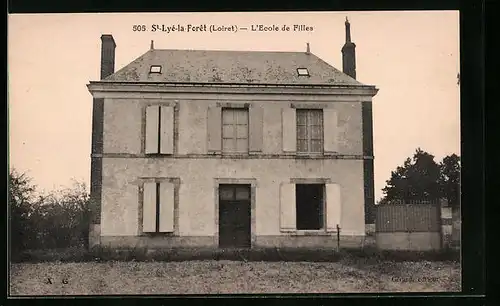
(219, 185, 251, 201)
(222, 108, 249, 153)
(296, 109, 323, 153)
(142, 181, 175, 233)
(280, 182, 341, 232)
(145, 105, 174, 154)
(296, 184, 324, 230)
(297, 68, 309, 76)
(150, 65, 162, 73)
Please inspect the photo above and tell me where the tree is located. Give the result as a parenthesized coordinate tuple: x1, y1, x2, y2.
(33, 180, 90, 249)
(379, 149, 461, 206)
(438, 154, 461, 209)
(9, 169, 91, 252)
(9, 169, 38, 252)
(381, 148, 441, 203)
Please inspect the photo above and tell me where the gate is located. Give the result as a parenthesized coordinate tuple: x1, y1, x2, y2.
(375, 200, 442, 251)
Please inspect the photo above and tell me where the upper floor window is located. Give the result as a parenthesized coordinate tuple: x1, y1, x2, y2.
(296, 109, 323, 153)
(145, 105, 174, 155)
(222, 108, 249, 153)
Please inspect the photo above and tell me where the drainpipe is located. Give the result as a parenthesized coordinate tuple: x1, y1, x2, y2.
(336, 224, 341, 251)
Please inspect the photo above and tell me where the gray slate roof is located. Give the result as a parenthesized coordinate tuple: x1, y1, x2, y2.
(102, 49, 368, 86)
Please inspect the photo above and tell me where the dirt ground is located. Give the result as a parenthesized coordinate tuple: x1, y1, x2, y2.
(9, 259, 460, 295)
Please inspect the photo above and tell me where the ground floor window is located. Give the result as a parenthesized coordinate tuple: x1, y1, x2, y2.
(295, 184, 325, 230)
(142, 181, 175, 233)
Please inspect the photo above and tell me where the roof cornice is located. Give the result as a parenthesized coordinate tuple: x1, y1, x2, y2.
(87, 81, 378, 97)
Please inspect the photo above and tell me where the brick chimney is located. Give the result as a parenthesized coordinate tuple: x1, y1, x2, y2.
(340, 16, 376, 226)
(89, 34, 115, 249)
(100, 34, 116, 80)
(341, 17, 356, 79)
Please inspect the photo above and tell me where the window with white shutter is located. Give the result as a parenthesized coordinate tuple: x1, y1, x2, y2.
(282, 108, 296, 152)
(142, 182, 157, 233)
(280, 182, 342, 233)
(159, 181, 175, 232)
(326, 183, 342, 232)
(145, 105, 174, 155)
(249, 106, 263, 152)
(207, 106, 222, 153)
(280, 183, 296, 231)
(160, 106, 174, 154)
(142, 181, 176, 234)
(323, 108, 339, 153)
(145, 105, 160, 154)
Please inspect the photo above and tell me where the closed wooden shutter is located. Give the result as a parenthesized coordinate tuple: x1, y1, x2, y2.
(323, 108, 339, 153)
(142, 182, 157, 233)
(282, 108, 296, 152)
(280, 183, 296, 231)
(145, 105, 160, 154)
(326, 183, 342, 232)
(159, 181, 175, 232)
(207, 106, 222, 153)
(249, 106, 264, 152)
(160, 105, 174, 154)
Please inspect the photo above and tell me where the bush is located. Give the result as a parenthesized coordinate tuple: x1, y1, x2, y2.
(9, 170, 38, 256)
(32, 182, 90, 249)
(9, 169, 90, 259)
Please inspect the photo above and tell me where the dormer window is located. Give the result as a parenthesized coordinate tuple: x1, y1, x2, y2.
(150, 65, 162, 73)
(297, 68, 309, 76)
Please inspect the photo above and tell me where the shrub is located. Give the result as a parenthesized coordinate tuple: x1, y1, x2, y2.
(9, 169, 90, 258)
(33, 182, 90, 249)
(9, 169, 38, 256)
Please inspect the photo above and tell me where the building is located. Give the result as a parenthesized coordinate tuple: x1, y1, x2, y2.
(87, 19, 378, 250)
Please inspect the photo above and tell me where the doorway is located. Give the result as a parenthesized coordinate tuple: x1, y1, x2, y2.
(218, 184, 251, 248)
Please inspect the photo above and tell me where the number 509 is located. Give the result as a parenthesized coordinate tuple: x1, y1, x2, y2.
(133, 25, 147, 31)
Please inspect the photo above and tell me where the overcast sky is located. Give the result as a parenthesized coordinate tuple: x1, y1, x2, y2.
(8, 11, 460, 200)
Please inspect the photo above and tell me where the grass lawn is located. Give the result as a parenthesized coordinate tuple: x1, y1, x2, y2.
(9, 259, 460, 295)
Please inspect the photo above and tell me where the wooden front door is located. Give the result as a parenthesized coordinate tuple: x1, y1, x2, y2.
(218, 184, 251, 248)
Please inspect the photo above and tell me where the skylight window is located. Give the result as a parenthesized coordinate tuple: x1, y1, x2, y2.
(150, 65, 162, 73)
(297, 68, 309, 76)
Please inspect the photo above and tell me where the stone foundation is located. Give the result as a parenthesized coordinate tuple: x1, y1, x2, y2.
(255, 235, 364, 248)
(376, 232, 441, 251)
(89, 224, 101, 249)
(97, 234, 365, 249)
(100, 235, 217, 248)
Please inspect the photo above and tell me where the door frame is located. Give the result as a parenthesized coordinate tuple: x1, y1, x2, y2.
(214, 178, 257, 248)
